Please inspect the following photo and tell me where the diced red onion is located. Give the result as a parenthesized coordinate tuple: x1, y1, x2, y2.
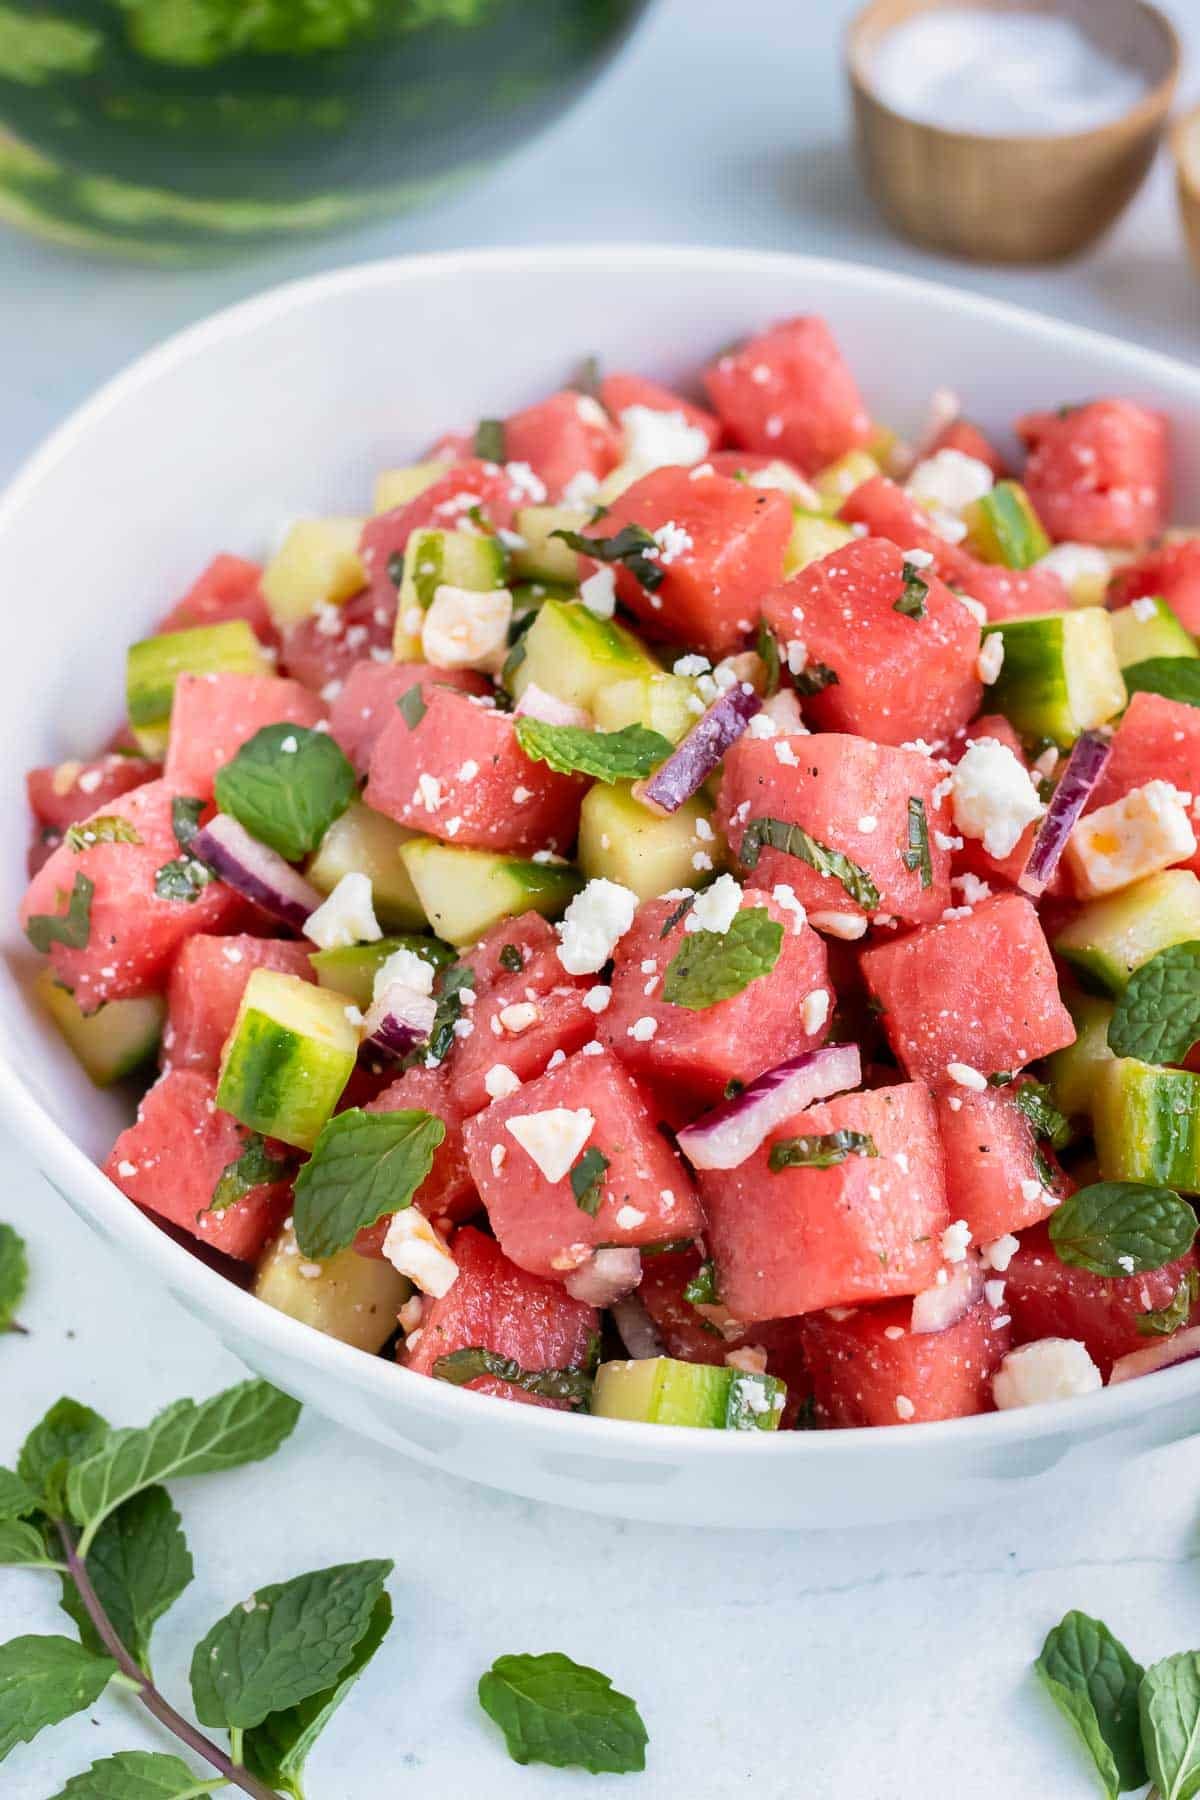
(910, 1252, 983, 1335)
(611, 1293, 666, 1360)
(636, 685, 762, 816)
(363, 981, 437, 1058)
(1109, 1326, 1200, 1385)
(1018, 729, 1111, 898)
(513, 682, 591, 728)
(563, 1246, 642, 1307)
(191, 813, 322, 930)
(676, 1043, 862, 1172)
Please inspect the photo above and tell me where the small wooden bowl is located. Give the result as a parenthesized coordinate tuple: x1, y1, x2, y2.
(846, 0, 1180, 263)
(1174, 104, 1200, 275)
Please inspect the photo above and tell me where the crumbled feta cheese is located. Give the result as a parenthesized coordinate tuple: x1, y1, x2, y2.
(416, 772, 443, 812)
(615, 1205, 646, 1230)
(555, 878, 638, 974)
(946, 1061, 988, 1092)
(1036, 541, 1112, 603)
(952, 872, 992, 906)
(993, 1338, 1102, 1410)
(421, 583, 512, 673)
(684, 872, 742, 935)
(953, 590, 988, 626)
(1019, 1177, 1047, 1204)
(984, 1279, 1006, 1309)
(808, 911, 868, 940)
(941, 1219, 972, 1263)
(976, 634, 1004, 685)
(279, 735, 299, 754)
(856, 814, 878, 833)
(1066, 780, 1197, 899)
(619, 404, 709, 472)
(629, 1016, 658, 1042)
(371, 947, 435, 1003)
(490, 1144, 507, 1175)
(906, 448, 994, 514)
(981, 1233, 1019, 1273)
(902, 547, 934, 569)
(951, 737, 1044, 859)
(673, 654, 712, 678)
(583, 985, 611, 1014)
(484, 1064, 522, 1101)
(801, 989, 830, 1035)
(304, 873, 382, 951)
(692, 851, 714, 873)
(579, 566, 617, 619)
(747, 711, 779, 739)
(652, 520, 693, 565)
(764, 689, 806, 736)
(505, 1107, 595, 1183)
(117, 1159, 138, 1179)
(772, 884, 807, 929)
(773, 738, 799, 768)
(562, 469, 600, 508)
(382, 1210, 458, 1297)
(894, 1395, 916, 1421)
(505, 461, 548, 503)
(498, 1001, 539, 1035)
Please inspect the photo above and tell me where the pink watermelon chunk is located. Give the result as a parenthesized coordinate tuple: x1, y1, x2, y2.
(278, 589, 394, 696)
(801, 1293, 1011, 1426)
(927, 418, 1008, 478)
(104, 1067, 292, 1262)
(402, 1225, 598, 1409)
(155, 553, 276, 647)
(1108, 539, 1200, 636)
(839, 476, 976, 586)
(164, 934, 315, 1073)
(703, 316, 873, 473)
(699, 1081, 949, 1321)
(447, 951, 593, 1121)
(861, 894, 1076, 1085)
(956, 561, 1071, 621)
(164, 672, 325, 799)
(354, 1064, 478, 1257)
(1083, 692, 1200, 879)
(327, 660, 487, 774)
(27, 753, 160, 834)
(935, 1082, 1071, 1244)
(599, 373, 722, 453)
(1017, 399, 1169, 546)
(502, 390, 621, 499)
(462, 1046, 703, 1280)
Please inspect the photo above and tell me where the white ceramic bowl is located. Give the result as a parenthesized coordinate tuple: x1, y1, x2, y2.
(3, 245, 1199, 1531)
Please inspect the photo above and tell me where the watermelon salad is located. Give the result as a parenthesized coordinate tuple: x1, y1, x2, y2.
(19, 316, 1200, 1435)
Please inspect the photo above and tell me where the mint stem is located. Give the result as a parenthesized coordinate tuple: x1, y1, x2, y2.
(57, 1522, 280, 1800)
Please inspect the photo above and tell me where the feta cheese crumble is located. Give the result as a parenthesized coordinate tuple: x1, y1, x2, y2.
(684, 872, 742, 935)
(505, 1107, 595, 1183)
(304, 873, 382, 951)
(371, 947, 435, 1003)
(484, 1064, 522, 1102)
(940, 1219, 972, 1263)
(422, 583, 512, 674)
(555, 878, 638, 975)
(619, 405, 709, 473)
(1066, 780, 1197, 899)
(579, 566, 617, 619)
(993, 1338, 1102, 1410)
(905, 447, 994, 514)
(951, 737, 1044, 859)
(382, 1210, 459, 1297)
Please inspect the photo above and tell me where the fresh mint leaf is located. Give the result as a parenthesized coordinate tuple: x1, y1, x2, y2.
(662, 906, 783, 1009)
(433, 1348, 597, 1406)
(67, 1381, 300, 1549)
(0, 1520, 61, 1568)
(478, 1650, 648, 1773)
(423, 962, 475, 1067)
(243, 1593, 393, 1798)
(25, 873, 94, 953)
(893, 562, 929, 619)
(768, 1129, 878, 1171)
(793, 659, 839, 696)
(397, 683, 427, 730)
(153, 855, 215, 904)
(386, 550, 405, 590)
(756, 619, 781, 697)
(0, 1467, 38, 1521)
(208, 1134, 292, 1215)
(550, 523, 666, 592)
(189, 1559, 392, 1732)
(659, 893, 696, 937)
(1014, 1081, 1071, 1152)
(474, 418, 506, 463)
(1108, 941, 1200, 1066)
(48, 1750, 217, 1798)
(1035, 1611, 1145, 1799)
(58, 1487, 192, 1672)
(683, 1260, 719, 1307)
(213, 724, 357, 863)
(19, 1398, 109, 1518)
(0, 1223, 27, 1331)
(1049, 1182, 1197, 1278)
(0, 1635, 115, 1762)
(738, 815, 880, 911)
(902, 796, 932, 889)
(1138, 1270, 1199, 1337)
(499, 943, 524, 973)
(65, 816, 141, 853)
(570, 1147, 609, 1216)
(170, 796, 204, 850)
(1140, 1652, 1200, 1800)
(1122, 658, 1200, 710)
(514, 719, 672, 783)
(292, 1108, 445, 1261)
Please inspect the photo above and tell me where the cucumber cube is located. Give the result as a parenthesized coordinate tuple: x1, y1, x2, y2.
(509, 597, 658, 712)
(982, 609, 1126, 747)
(217, 968, 358, 1151)
(306, 801, 425, 931)
(1046, 991, 1115, 1120)
(125, 619, 270, 753)
(811, 449, 879, 514)
(255, 1223, 411, 1349)
(578, 783, 722, 901)
(1055, 870, 1200, 995)
(785, 511, 854, 577)
(372, 460, 450, 515)
(309, 934, 454, 1008)
(963, 481, 1052, 568)
(510, 505, 591, 584)
(592, 1357, 785, 1431)
(398, 838, 582, 948)
(1094, 1058, 1200, 1195)
(37, 970, 163, 1086)
(393, 527, 508, 657)
(1108, 597, 1198, 669)
(592, 672, 701, 744)
(261, 519, 366, 628)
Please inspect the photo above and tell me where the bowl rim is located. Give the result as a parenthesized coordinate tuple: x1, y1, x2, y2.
(844, 0, 1181, 151)
(5, 238, 1200, 1461)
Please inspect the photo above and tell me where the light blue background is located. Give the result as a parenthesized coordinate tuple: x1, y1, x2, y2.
(4, 2, 1200, 1795)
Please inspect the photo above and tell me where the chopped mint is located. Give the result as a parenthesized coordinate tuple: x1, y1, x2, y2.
(207, 1135, 292, 1214)
(793, 660, 839, 696)
(433, 1349, 595, 1407)
(473, 418, 506, 463)
(64, 817, 141, 854)
(901, 796, 932, 889)
(893, 562, 929, 619)
(755, 619, 781, 697)
(768, 1130, 878, 1171)
(550, 523, 665, 593)
(739, 815, 880, 912)
(25, 874, 94, 953)
(514, 719, 672, 783)
(570, 1148, 610, 1216)
(1137, 1270, 1199, 1338)
(1121, 658, 1200, 710)
(397, 683, 427, 730)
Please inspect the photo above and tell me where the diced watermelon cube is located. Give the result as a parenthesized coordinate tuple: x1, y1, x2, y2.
(838, 476, 976, 585)
(703, 316, 873, 473)
(763, 537, 982, 746)
(935, 1083, 1070, 1244)
(103, 1067, 291, 1262)
(800, 1293, 1011, 1426)
(446, 922, 594, 1119)
(27, 753, 160, 833)
(927, 418, 1008, 478)
(278, 589, 395, 695)
(358, 460, 520, 612)
(20, 780, 247, 1010)
(580, 465, 792, 659)
(156, 553, 277, 647)
(1017, 400, 1169, 546)
(164, 672, 325, 799)
(327, 660, 488, 775)
(164, 934, 315, 1073)
(636, 1247, 743, 1365)
(462, 1047, 702, 1280)
(1108, 539, 1200, 636)
(1003, 1222, 1199, 1376)
(1083, 692, 1200, 878)
(354, 1064, 478, 1257)
(402, 1225, 598, 1409)
(461, 910, 560, 985)
(599, 889, 832, 1105)
(598, 374, 722, 453)
(365, 685, 584, 856)
(699, 1081, 949, 1320)
(861, 894, 1076, 1084)
(503, 390, 621, 500)
(956, 561, 1071, 621)
(717, 732, 955, 926)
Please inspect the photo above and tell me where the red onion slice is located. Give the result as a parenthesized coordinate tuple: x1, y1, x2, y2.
(1109, 1326, 1200, 1385)
(611, 1293, 666, 1360)
(191, 813, 322, 931)
(676, 1043, 862, 1172)
(1018, 729, 1111, 899)
(910, 1252, 983, 1335)
(636, 684, 761, 816)
(563, 1246, 642, 1307)
(363, 981, 437, 1058)
(513, 682, 591, 728)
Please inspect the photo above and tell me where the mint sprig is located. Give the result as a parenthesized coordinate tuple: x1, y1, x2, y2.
(1035, 1612, 1145, 1799)
(1108, 941, 1200, 1066)
(48, 1749, 219, 1797)
(550, 523, 666, 592)
(0, 1635, 116, 1762)
(213, 724, 357, 863)
(1048, 1181, 1198, 1278)
(1122, 658, 1200, 710)
(738, 815, 880, 911)
(58, 1486, 192, 1675)
(514, 718, 672, 783)
(292, 1107, 446, 1260)
(478, 1650, 648, 1773)
(1141, 1652, 1200, 1800)
(662, 906, 783, 1009)
(25, 873, 94, 953)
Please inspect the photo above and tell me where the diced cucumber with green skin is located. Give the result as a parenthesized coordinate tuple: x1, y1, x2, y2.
(982, 609, 1126, 748)
(1108, 597, 1198, 669)
(578, 783, 721, 901)
(255, 1223, 411, 1350)
(372, 461, 450, 516)
(510, 505, 590, 584)
(593, 672, 701, 744)
(217, 969, 358, 1152)
(591, 1357, 786, 1431)
(393, 526, 508, 655)
(261, 519, 366, 628)
(1093, 1058, 1200, 1195)
(811, 449, 879, 514)
(125, 619, 270, 753)
(306, 802, 426, 931)
(785, 512, 854, 577)
(36, 970, 163, 1086)
(963, 481, 1052, 569)
(1055, 871, 1200, 996)
(1047, 991, 1115, 1119)
(509, 598, 659, 711)
(398, 837, 583, 948)
(309, 934, 454, 1008)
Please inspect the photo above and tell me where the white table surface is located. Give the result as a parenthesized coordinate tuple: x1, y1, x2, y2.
(4, 1, 1200, 1793)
